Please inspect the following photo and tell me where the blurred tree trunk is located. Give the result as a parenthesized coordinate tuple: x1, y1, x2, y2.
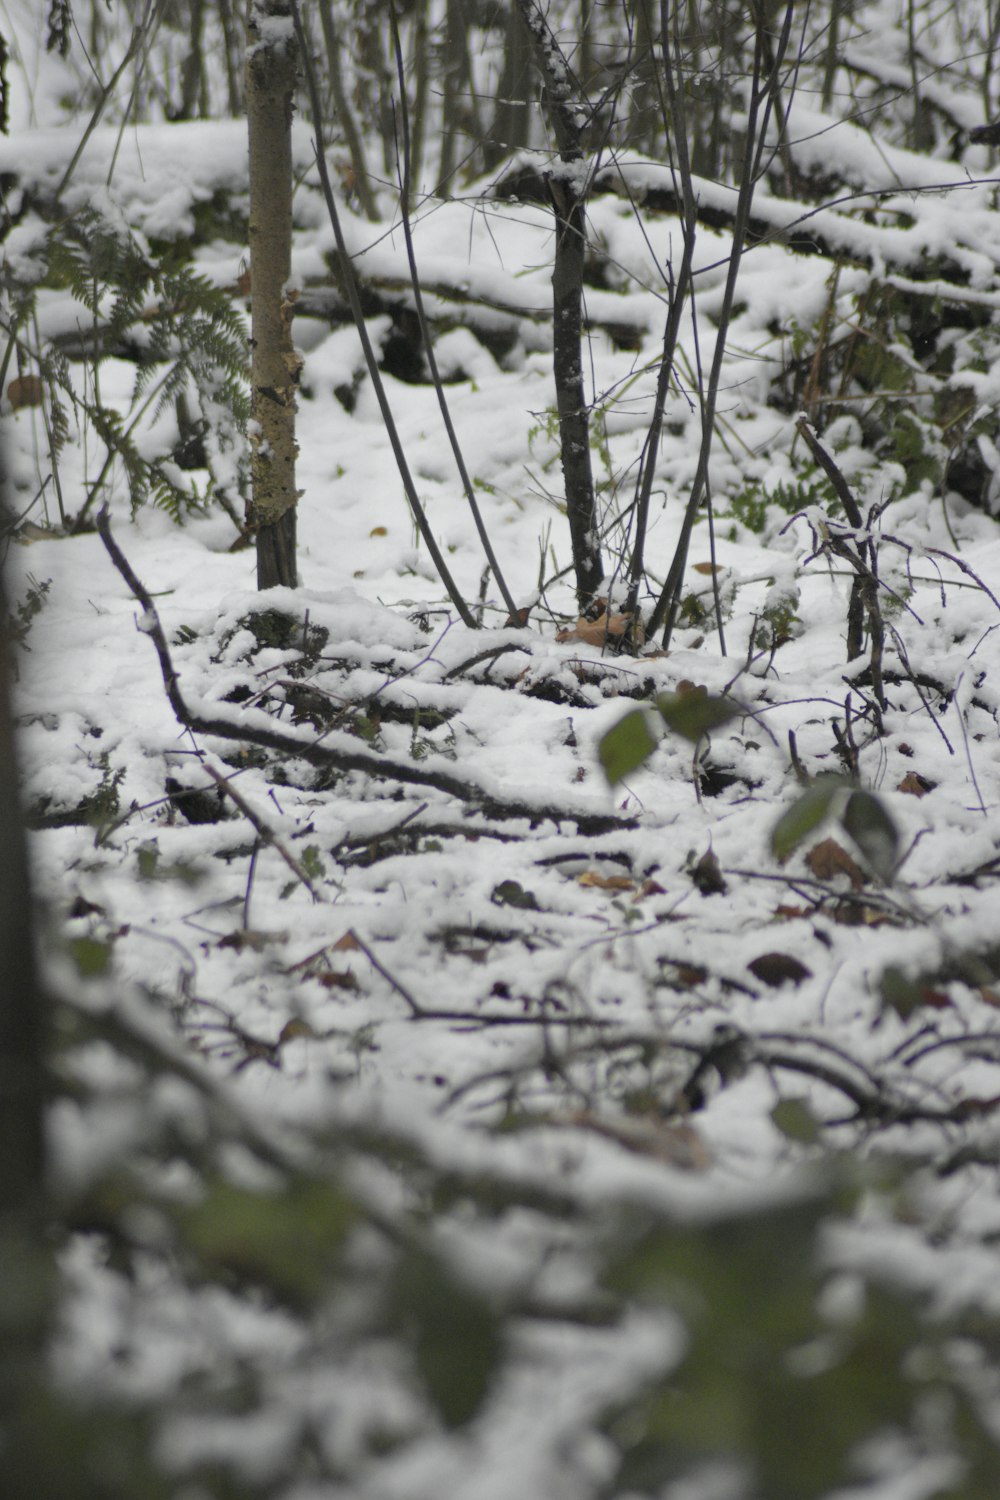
(246, 0, 300, 590)
(0, 450, 51, 1420)
(319, 0, 379, 220)
(485, 1, 532, 170)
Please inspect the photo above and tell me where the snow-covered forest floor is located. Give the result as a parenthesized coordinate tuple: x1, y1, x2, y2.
(7, 3, 1000, 1496)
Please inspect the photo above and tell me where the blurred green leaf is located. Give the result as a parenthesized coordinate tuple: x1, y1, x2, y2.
(598, 708, 659, 784)
(771, 779, 843, 862)
(655, 690, 739, 742)
(842, 789, 899, 881)
(180, 1177, 358, 1311)
(67, 935, 113, 978)
(771, 1097, 822, 1145)
(390, 1252, 502, 1429)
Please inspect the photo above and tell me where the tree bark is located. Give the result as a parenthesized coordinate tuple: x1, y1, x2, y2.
(247, 0, 300, 590)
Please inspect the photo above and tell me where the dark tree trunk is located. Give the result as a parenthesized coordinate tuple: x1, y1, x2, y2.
(516, 0, 603, 609)
(0, 448, 51, 1416)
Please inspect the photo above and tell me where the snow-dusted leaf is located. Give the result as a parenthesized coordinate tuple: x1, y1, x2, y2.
(598, 707, 659, 784)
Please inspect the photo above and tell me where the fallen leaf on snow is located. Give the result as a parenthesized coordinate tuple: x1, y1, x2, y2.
(555, 611, 643, 646)
(278, 1017, 317, 1044)
(805, 837, 865, 890)
(217, 929, 289, 952)
(897, 770, 936, 797)
(316, 970, 361, 993)
(748, 951, 813, 988)
(578, 870, 636, 891)
(332, 931, 363, 952)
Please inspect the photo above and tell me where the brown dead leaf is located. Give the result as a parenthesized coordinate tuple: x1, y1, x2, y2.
(691, 561, 719, 575)
(897, 770, 935, 797)
(316, 969, 361, 993)
(748, 951, 813, 988)
(217, 929, 288, 952)
(637, 878, 667, 898)
(953, 1094, 1000, 1120)
(332, 931, 363, 952)
(806, 837, 865, 890)
(7, 374, 44, 411)
(578, 870, 636, 892)
(556, 611, 644, 646)
(369, 526, 388, 538)
(503, 605, 533, 627)
(829, 901, 892, 928)
(278, 1017, 317, 1044)
(774, 904, 811, 920)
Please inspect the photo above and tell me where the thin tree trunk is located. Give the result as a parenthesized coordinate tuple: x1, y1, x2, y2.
(516, 0, 603, 608)
(246, 0, 300, 590)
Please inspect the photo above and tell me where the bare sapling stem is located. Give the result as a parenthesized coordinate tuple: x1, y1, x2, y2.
(289, 1, 477, 630)
(648, 0, 799, 646)
(388, 1, 522, 625)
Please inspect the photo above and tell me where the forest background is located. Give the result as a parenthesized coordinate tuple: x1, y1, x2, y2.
(6, 2, 1000, 1497)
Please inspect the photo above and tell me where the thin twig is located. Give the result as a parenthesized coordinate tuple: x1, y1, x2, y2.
(201, 763, 324, 902)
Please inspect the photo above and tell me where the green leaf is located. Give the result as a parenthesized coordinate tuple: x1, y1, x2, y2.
(771, 779, 843, 862)
(180, 1178, 358, 1311)
(771, 1097, 822, 1145)
(599, 708, 659, 784)
(68, 936, 113, 979)
(390, 1252, 503, 1429)
(655, 690, 739, 742)
(491, 879, 540, 911)
(300, 845, 326, 880)
(841, 790, 899, 881)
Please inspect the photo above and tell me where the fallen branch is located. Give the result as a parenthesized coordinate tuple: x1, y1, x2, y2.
(96, 507, 633, 835)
